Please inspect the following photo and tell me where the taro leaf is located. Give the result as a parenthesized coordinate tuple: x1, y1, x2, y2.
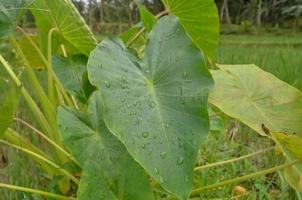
(161, 0, 219, 58)
(87, 16, 213, 199)
(0, 76, 19, 137)
(272, 132, 302, 192)
(139, 6, 157, 32)
(30, 0, 97, 56)
(53, 55, 87, 102)
(209, 65, 302, 137)
(57, 92, 154, 200)
(0, 0, 33, 38)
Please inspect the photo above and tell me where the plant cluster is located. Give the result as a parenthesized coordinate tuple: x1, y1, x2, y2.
(0, 0, 301, 199)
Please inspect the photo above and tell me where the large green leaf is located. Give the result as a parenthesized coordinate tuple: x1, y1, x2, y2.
(161, 0, 219, 58)
(57, 92, 154, 200)
(30, 0, 97, 56)
(209, 65, 302, 192)
(0, 0, 33, 38)
(209, 64, 302, 137)
(88, 16, 213, 199)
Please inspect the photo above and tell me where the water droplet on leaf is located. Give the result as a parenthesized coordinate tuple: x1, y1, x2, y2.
(104, 81, 111, 88)
(149, 101, 156, 108)
(142, 132, 149, 138)
(160, 152, 167, 159)
(177, 157, 184, 165)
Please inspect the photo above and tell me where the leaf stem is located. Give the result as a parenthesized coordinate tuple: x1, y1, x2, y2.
(14, 118, 80, 167)
(126, 10, 168, 47)
(0, 140, 79, 185)
(0, 183, 75, 200)
(191, 159, 300, 196)
(47, 28, 59, 104)
(195, 146, 275, 171)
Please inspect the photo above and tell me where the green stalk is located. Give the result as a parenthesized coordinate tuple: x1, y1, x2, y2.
(0, 140, 79, 185)
(126, 10, 168, 47)
(9, 36, 58, 137)
(0, 183, 75, 200)
(17, 27, 75, 107)
(15, 118, 80, 166)
(0, 53, 52, 135)
(191, 159, 300, 196)
(3, 128, 62, 177)
(195, 146, 275, 171)
(47, 28, 59, 104)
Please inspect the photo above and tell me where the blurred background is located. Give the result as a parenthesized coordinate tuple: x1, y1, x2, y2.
(19, 0, 302, 91)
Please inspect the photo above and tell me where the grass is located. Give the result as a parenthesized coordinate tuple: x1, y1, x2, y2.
(1, 33, 302, 199)
(217, 34, 302, 91)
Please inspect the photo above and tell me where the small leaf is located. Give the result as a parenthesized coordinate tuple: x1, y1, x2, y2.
(139, 6, 157, 32)
(209, 64, 302, 137)
(53, 55, 87, 102)
(273, 133, 302, 160)
(272, 132, 302, 192)
(161, 0, 219, 58)
(57, 92, 154, 200)
(88, 16, 213, 199)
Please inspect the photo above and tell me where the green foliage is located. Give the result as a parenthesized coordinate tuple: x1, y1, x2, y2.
(273, 132, 302, 192)
(2, 0, 302, 199)
(0, 77, 19, 137)
(139, 5, 157, 32)
(161, 0, 219, 58)
(88, 16, 213, 199)
(30, 0, 97, 56)
(0, 0, 33, 38)
(53, 55, 87, 102)
(58, 92, 153, 200)
(209, 64, 302, 136)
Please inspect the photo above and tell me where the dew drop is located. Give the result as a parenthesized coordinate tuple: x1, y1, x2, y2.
(149, 101, 156, 108)
(154, 167, 159, 174)
(121, 75, 126, 82)
(160, 152, 167, 159)
(185, 176, 189, 182)
(183, 71, 188, 78)
(165, 123, 170, 128)
(121, 98, 126, 103)
(177, 157, 184, 165)
(121, 84, 126, 89)
(104, 81, 111, 88)
(142, 132, 149, 138)
(141, 144, 146, 149)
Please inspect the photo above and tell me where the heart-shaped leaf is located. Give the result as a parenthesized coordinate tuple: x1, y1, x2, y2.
(209, 64, 302, 137)
(87, 16, 213, 199)
(161, 0, 219, 58)
(57, 92, 154, 200)
(30, 0, 97, 56)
